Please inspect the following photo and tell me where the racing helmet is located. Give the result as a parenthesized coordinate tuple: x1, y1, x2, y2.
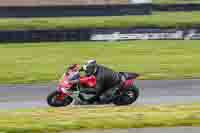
(83, 60, 97, 76)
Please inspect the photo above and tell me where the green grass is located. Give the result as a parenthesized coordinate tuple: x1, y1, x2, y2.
(0, 103, 200, 133)
(153, 0, 200, 4)
(0, 40, 200, 84)
(0, 12, 200, 30)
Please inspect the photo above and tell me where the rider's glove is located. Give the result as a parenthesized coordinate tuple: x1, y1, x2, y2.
(79, 66, 84, 72)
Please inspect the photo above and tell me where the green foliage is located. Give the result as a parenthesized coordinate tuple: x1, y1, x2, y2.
(0, 12, 200, 30)
(0, 40, 200, 84)
(0, 103, 200, 133)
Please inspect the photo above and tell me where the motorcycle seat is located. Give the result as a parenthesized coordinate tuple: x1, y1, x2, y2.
(119, 72, 139, 80)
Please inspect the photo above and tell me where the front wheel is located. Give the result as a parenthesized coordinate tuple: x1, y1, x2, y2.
(47, 91, 73, 107)
(113, 85, 139, 106)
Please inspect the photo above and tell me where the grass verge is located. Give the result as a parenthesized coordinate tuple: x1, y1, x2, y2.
(0, 40, 200, 84)
(0, 12, 200, 30)
(0, 103, 200, 133)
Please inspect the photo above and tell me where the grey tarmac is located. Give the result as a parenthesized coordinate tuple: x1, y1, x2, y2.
(0, 79, 200, 109)
(68, 127, 200, 133)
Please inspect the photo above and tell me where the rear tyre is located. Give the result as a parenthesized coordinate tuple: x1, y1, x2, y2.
(47, 91, 73, 107)
(113, 85, 139, 106)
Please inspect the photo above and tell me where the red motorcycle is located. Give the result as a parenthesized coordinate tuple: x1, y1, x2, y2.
(47, 64, 140, 107)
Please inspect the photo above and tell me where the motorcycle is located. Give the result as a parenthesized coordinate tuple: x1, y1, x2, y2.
(47, 64, 140, 107)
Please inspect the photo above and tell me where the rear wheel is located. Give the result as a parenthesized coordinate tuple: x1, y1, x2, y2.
(47, 91, 73, 107)
(113, 85, 139, 106)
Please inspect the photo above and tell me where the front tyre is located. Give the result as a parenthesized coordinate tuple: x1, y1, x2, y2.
(113, 85, 139, 106)
(47, 91, 73, 107)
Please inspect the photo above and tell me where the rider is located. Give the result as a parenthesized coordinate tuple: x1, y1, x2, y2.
(80, 60, 123, 103)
